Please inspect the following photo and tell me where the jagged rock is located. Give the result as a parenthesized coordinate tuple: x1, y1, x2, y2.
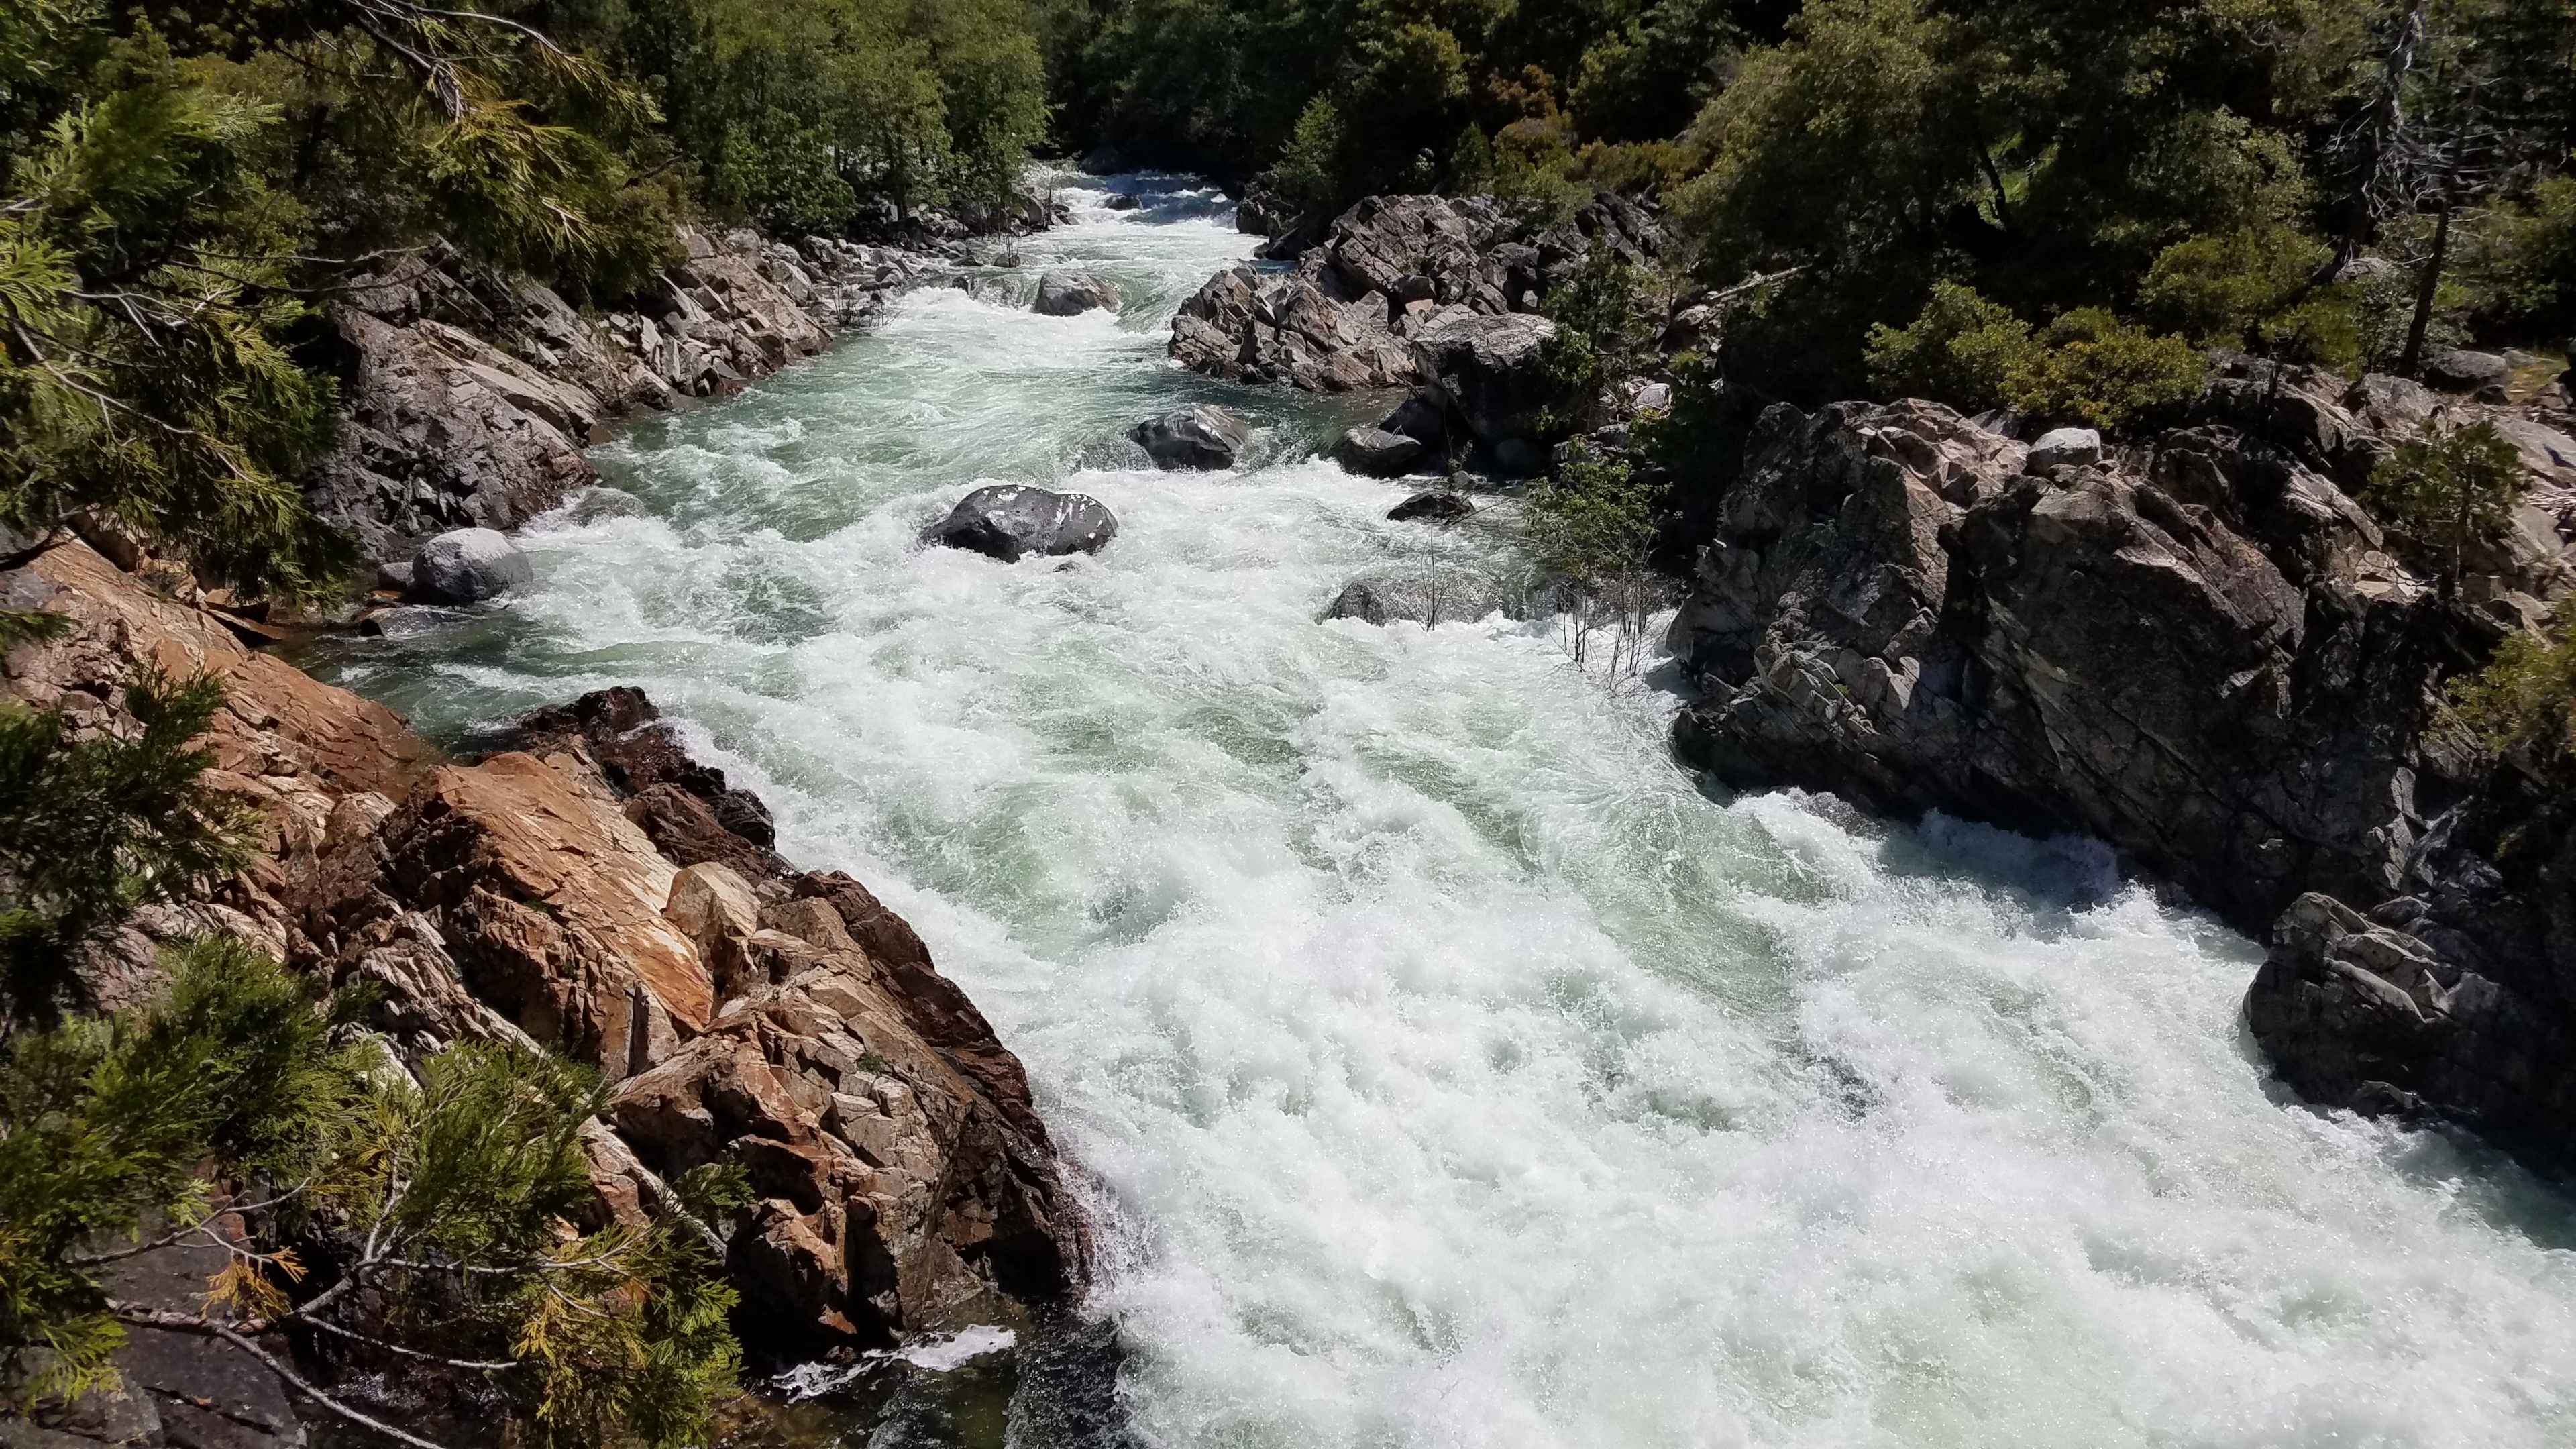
(1033, 270, 1120, 316)
(1387, 490, 1472, 523)
(1169, 194, 1535, 391)
(4, 545, 1088, 1381)
(1411, 310, 1560, 444)
(407, 526, 533, 604)
(1661, 392, 2576, 1155)
(2425, 348, 2514, 396)
(1323, 566, 1513, 625)
(1334, 426, 1425, 477)
(1234, 179, 1297, 237)
(925, 485, 1119, 561)
(1104, 193, 1141, 211)
(1130, 405, 1252, 469)
(2023, 426, 2102, 473)
(306, 227, 926, 570)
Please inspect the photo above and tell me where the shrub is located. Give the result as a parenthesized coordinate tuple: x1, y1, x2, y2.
(2449, 606, 2576, 760)
(2363, 419, 2532, 593)
(2002, 307, 2210, 431)
(1526, 446, 1674, 672)
(2139, 225, 2334, 347)
(1862, 281, 2036, 413)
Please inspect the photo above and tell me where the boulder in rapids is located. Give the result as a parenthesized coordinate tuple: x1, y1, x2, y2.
(1131, 404, 1253, 469)
(406, 527, 533, 604)
(1324, 565, 1513, 625)
(1388, 490, 1473, 523)
(1033, 270, 1121, 316)
(924, 484, 1119, 561)
(1411, 310, 1559, 444)
(1336, 426, 1426, 477)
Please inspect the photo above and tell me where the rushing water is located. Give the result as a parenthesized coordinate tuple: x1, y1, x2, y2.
(308, 172, 2576, 1448)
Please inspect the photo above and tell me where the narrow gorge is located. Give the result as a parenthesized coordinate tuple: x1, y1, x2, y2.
(33, 172, 2569, 1446)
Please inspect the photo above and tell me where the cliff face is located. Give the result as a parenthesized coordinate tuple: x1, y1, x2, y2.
(1665, 371, 2576, 1155)
(305, 227, 947, 568)
(2, 541, 1083, 1377)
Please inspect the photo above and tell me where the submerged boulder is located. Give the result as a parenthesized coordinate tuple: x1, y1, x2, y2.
(1336, 426, 1426, 477)
(406, 527, 533, 604)
(1033, 270, 1120, 316)
(1324, 565, 1514, 625)
(1131, 404, 1253, 469)
(924, 484, 1118, 561)
(1388, 490, 1473, 523)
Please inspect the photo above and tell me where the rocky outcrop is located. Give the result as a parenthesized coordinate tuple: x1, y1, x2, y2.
(1663, 377, 2576, 1155)
(1169, 191, 1657, 394)
(305, 228, 945, 569)
(2, 540, 1087, 1407)
(924, 486, 1120, 562)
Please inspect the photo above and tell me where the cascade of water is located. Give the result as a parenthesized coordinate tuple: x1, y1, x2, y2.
(311, 171, 2576, 1449)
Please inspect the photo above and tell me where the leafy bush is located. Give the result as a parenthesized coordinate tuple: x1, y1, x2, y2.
(1863, 282, 2037, 413)
(0, 943, 742, 1444)
(2363, 419, 2532, 592)
(0, 664, 256, 1021)
(2449, 606, 2576, 761)
(2140, 226, 2334, 347)
(1526, 446, 1674, 672)
(1865, 286, 2205, 429)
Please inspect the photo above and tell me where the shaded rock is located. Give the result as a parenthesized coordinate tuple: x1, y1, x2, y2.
(1104, 193, 1142, 211)
(406, 526, 533, 604)
(1411, 310, 1559, 444)
(2425, 348, 2513, 395)
(924, 485, 1119, 562)
(2023, 426, 2102, 473)
(1388, 490, 1472, 523)
(1334, 426, 1426, 477)
(1324, 565, 1513, 625)
(1130, 405, 1252, 470)
(1491, 437, 1546, 476)
(1033, 270, 1120, 317)
(1234, 179, 1297, 237)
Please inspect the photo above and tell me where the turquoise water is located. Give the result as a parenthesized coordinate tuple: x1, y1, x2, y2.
(309, 172, 2576, 1449)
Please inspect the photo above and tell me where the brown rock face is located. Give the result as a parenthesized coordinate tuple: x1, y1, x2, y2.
(1665, 382, 2576, 1156)
(3, 539, 1084, 1355)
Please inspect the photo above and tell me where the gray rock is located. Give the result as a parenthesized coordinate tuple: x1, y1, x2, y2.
(1324, 566, 1513, 625)
(1104, 193, 1142, 211)
(1032, 271, 1120, 317)
(1388, 490, 1473, 523)
(1411, 310, 1560, 443)
(1130, 405, 1252, 470)
(1234, 180, 1297, 237)
(375, 559, 413, 593)
(1335, 427, 1426, 477)
(1379, 389, 1453, 445)
(2023, 426, 2103, 473)
(924, 485, 1118, 562)
(407, 527, 533, 604)
(2424, 348, 2513, 394)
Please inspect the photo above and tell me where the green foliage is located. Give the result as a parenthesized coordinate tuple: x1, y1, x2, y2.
(1527, 445, 1668, 586)
(2140, 226, 2335, 348)
(2363, 419, 2532, 591)
(1538, 250, 1668, 432)
(1, 936, 354, 1405)
(1864, 284, 2204, 429)
(1274, 96, 1346, 213)
(0, 665, 256, 1020)
(2448, 606, 2576, 761)
(0, 943, 740, 1444)
(2006, 308, 2209, 432)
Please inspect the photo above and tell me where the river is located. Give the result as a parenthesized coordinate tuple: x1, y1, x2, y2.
(309, 170, 2576, 1448)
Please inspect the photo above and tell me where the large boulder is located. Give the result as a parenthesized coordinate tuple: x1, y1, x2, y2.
(1323, 565, 1514, 625)
(2023, 426, 2102, 473)
(1334, 426, 1426, 477)
(2424, 348, 2513, 396)
(924, 485, 1119, 562)
(1130, 405, 1252, 469)
(1033, 270, 1120, 316)
(407, 527, 533, 604)
(1411, 310, 1560, 444)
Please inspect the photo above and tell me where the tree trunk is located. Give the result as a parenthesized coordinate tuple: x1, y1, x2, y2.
(2400, 199, 2453, 378)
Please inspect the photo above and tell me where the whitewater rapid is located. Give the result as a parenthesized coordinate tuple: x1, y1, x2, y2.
(314, 173, 2576, 1448)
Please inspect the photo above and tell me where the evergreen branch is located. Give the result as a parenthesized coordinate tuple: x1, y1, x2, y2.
(111, 1309, 457, 1449)
(292, 1313, 525, 1371)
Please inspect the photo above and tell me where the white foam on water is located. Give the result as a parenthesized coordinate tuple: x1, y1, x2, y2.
(312, 171, 2576, 1448)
